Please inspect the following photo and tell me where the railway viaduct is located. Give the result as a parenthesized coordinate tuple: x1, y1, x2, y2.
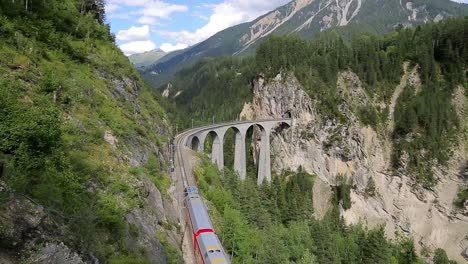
(183, 119, 292, 185)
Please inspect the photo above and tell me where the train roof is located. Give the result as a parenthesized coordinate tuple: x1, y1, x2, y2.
(186, 194, 213, 232)
(197, 232, 230, 264)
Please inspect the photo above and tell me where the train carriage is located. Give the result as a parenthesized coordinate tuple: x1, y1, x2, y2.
(184, 187, 230, 264)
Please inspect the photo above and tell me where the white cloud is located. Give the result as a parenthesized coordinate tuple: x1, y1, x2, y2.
(160, 0, 289, 46)
(117, 25, 150, 41)
(120, 40, 156, 55)
(138, 16, 160, 25)
(160, 43, 188, 52)
(107, 12, 132, 20)
(450, 0, 468, 3)
(141, 1, 188, 19)
(105, 3, 119, 13)
(107, 0, 188, 21)
(110, 1, 190, 56)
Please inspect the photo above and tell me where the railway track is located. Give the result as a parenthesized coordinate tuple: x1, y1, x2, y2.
(174, 128, 231, 264)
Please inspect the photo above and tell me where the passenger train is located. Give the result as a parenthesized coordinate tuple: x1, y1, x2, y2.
(184, 186, 230, 264)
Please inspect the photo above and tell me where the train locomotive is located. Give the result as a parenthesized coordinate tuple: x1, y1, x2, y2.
(184, 186, 230, 264)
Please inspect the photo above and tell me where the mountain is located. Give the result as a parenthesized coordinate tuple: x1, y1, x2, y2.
(128, 48, 167, 68)
(0, 1, 181, 263)
(142, 0, 468, 88)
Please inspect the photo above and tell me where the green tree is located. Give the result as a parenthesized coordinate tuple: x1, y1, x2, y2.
(362, 227, 390, 264)
(298, 249, 318, 264)
(433, 248, 450, 264)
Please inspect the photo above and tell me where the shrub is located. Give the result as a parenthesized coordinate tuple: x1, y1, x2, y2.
(454, 187, 468, 209)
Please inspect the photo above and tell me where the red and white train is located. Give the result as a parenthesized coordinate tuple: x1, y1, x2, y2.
(184, 186, 230, 264)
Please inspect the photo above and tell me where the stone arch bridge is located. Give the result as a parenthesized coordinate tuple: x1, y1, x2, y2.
(182, 119, 292, 185)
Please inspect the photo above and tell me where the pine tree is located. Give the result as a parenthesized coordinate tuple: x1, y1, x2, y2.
(362, 227, 390, 264)
(298, 249, 318, 264)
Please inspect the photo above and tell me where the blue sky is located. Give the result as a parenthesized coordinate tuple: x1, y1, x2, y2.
(106, 0, 290, 55)
(106, 0, 468, 55)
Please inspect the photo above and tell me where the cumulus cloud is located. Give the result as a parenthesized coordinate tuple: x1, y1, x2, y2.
(160, 43, 188, 52)
(141, 1, 188, 19)
(117, 25, 150, 41)
(110, 1, 189, 55)
(160, 0, 290, 46)
(107, 0, 188, 20)
(120, 40, 156, 55)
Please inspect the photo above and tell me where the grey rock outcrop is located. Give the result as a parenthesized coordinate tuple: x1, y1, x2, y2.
(28, 243, 85, 264)
(240, 71, 468, 262)
(0, 195, 86, 264)
(0, 196, 45, 249)
(125, 176, 180, 264)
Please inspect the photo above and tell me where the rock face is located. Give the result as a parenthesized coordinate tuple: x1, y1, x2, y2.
(28, 243, 85, 264)
(125, 176, 180, 264)
(0, 194, 86, 264)
(240, 71, 468, 262)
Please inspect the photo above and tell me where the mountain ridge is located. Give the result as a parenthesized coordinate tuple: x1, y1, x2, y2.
(128, 48, 167, 68)
(141, 0, 468, 88)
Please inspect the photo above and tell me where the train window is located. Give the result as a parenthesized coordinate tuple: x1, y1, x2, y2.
(216, 250, 221, 252)
(209, 250, 214, 253)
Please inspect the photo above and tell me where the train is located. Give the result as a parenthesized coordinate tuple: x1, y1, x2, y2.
(184, 186, 230, 264)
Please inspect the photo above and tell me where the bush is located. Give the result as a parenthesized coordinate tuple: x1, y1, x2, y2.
(433, 248, 450, 264)
(365, 177, 377, 198)
(454, 187, 468, 209)
(96, 193, 125, 236)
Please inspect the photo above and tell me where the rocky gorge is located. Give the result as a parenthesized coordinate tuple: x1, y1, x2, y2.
(240, 66, 468, 262)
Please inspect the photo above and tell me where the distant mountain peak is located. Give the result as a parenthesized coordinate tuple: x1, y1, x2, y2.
(129, 48, 167, 68)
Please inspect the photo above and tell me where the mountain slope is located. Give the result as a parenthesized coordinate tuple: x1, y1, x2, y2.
(128, 48, 167, 68)
(142, 0, 468, 88)
(0, 1, 181, 263)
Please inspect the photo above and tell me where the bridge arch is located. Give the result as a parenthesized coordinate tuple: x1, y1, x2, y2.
(205, 130, 224, 170)
(190, 136, 201, 151)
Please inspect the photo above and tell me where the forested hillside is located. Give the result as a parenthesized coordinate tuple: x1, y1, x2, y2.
(0, 1, 180, 263)
(194, 158, 458, 264)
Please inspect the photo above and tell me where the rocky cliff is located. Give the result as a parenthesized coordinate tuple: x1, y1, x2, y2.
(240, 68, 468, 262)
